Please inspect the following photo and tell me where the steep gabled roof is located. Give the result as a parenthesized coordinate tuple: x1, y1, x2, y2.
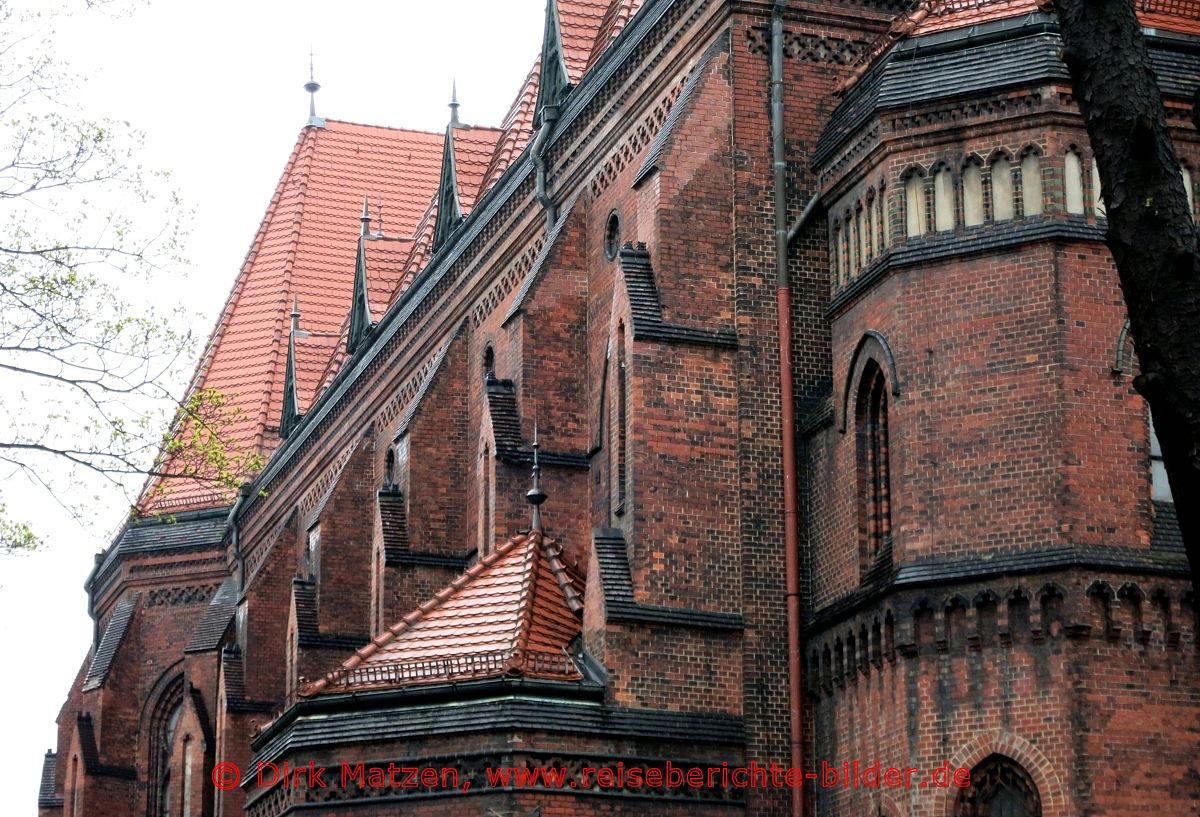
(301, 530, 583, 696)
(143, 121, 445, 513)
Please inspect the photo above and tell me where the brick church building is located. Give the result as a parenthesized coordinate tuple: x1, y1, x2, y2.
(37, 0, 1200, 815)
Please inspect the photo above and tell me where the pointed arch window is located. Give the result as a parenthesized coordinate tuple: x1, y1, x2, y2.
(856, 361, 892, 577)
(865, 190, 878, 262)
(856, 204, 868, 265)
(934, 165, 955, 232)
(991, 155, 1014, 221)
(1065, 150, 1085, 215)
(1020, 150, 1043, 217)
(479, 445, 493, 553)
(832, 220, 844, 288)
(1181, 165, 1194, 222)
(954, 754, 1042, 817)
(904, 171, 927, 237)
(963, 160, 984, 227)
(614, 323, 629, 516)
(482, 345, 495, 381)
(1092, 158, 1106, 217)
(149, 689, 183, 817)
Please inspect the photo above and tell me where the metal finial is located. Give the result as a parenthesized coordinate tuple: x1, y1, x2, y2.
(360, 194, 371, 237)
(304, 50, 322, 123)
(290, 297, 301, 332)
(375, 200, 384, 235)
(449, 79, 461, 127)
(526, 418, 548, 531)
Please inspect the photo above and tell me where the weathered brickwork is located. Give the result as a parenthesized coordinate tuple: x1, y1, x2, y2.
(41, 2, 1200, 817)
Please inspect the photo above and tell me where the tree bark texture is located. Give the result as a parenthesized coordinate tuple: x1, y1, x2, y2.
(1054, 0, 1200, 594)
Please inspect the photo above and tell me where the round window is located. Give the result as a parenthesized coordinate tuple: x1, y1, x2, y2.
(604, 211, 621, 261)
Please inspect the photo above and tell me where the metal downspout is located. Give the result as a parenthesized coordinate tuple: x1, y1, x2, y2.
(532, 110, 559, 230)
(771, 2, 804, 815)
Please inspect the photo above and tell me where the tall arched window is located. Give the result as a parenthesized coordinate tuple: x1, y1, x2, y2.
(148, 679, 184, 817)
(991, 155, 1014, 221)
(1092, 158, 1106, 217)
(482, 345, 495, 381)
(865, 191, 877, 263)
(833, 221, 845, 288)
(846, 209, 858, 273)
(904, 171, 926, 237)
(1020, 150, 1043, 217)
(934, 165, 955, 232)
(878, 184, 890, 249)
(954, 754, 1042, 817)
(962, 159, 984, 227)
(856, 204, 868, 267)
(479, 445, 493, 552)
(856, 361, 892, 577)
(615, 323, 629, 516)
(1065, 150, 1085, 215)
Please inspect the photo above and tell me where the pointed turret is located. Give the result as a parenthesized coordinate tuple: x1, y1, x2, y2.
(534, 0, 572, 126)
(449, 79, 461, 128)
(432, 123, 464, 252)
(347, 196, 374, 355)
(280, 299, 302, 439)
(526, 420, 549, 532)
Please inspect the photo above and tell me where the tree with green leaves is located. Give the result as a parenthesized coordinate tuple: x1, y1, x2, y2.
(0, 0, 257, 552)
(1053, 0, 1200, 594)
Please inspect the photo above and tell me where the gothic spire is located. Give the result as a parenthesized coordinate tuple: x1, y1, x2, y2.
(280, 299, 302, 439)
(449, 79, 461, 127)
(432, 122, 464, 252)
(534, 0, 571, 126)
(347, 195, 373, 355)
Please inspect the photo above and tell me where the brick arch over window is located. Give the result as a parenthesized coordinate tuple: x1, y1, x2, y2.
(142, 670, 185, 817)
(940, 732, 1068, 817)
(839, 331, 901, 433)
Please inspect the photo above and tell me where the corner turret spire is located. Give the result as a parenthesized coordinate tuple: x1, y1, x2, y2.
(449, 80, 461, 127)
(280, 298, 302, 439)
(347, 196, 374, 355)
(534, 0, 572, 126)
(432, 123, 464, 252)
(526, 420, 548, 531)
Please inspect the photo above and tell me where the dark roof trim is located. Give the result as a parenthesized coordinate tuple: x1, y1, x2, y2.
(82, 594, 139, 691)
(827, 218, 1107, 319)
(88, 506, 229, 591)
(594, 529, 743, 630)
(619, 243, 738, 349)
(38, 751, 62, 808)
(184, 576, 237, 653)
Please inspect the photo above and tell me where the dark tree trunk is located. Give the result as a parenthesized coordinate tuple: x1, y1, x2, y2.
(1054, 0, 1200, 594)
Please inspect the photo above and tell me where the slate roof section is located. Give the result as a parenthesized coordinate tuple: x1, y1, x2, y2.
(818, 12, 1200, 167)
(485, 378, 525, 460)
(76, 713, 136, 779)
(1150, 500, 1185, 556)
(221, 645, 275, 714)
(619, 243, 738, 348)
(82, 594, 139, 692)
(593, 529, 743, 629)
(38, 752, 62, 809)
(293, 576, 370, 651)
(253, 695, 743, 763)
(378, 488, 410, 565)
(634, 33, 729, 187)
(143, 121, 447, 513)
(184, 576, 238, 653)
(302, 530, 584, 696)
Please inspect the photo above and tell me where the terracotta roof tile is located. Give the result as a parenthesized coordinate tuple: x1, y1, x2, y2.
(301, 530, 583, 696)
(586, 0, 647, 70)
(143, 121, 445, 512)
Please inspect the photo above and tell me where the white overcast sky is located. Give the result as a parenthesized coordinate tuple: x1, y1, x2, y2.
(0, 0, 545, 810)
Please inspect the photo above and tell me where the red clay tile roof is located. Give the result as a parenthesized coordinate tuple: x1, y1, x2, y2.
(142, 121, 445, 512)
(586, 0, 647, 70)
(388, 126, 504, 306)
(301, 530, 584, 696)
